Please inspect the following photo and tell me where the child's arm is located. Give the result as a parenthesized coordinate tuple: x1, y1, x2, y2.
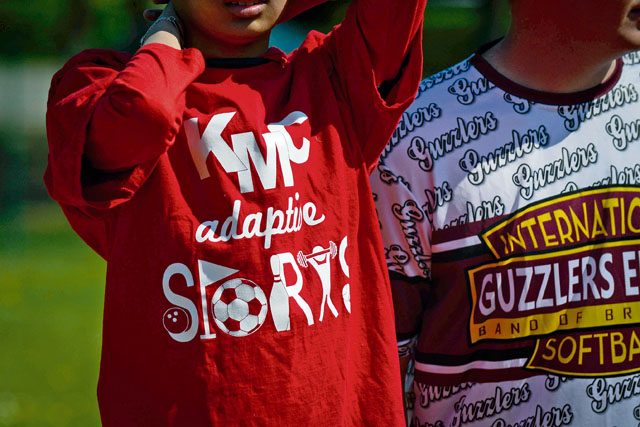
(45, 10, 203, 257)
(85, 3, 193, 172)
(335, 0, 426, 87)
(322, 0, 427, 168)
(83, 45, 201, 172)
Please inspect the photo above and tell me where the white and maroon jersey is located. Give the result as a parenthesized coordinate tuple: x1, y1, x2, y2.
(44, 0, 426, 424)
(372, 47, 640, 427)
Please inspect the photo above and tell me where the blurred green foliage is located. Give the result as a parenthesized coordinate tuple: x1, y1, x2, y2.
(0, 1, 509, 425)
(0, 0, 145, 59)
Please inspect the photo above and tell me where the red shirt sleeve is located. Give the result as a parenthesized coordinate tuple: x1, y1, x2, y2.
(323, 0, 427, 169)
(44, 44, 204, 258)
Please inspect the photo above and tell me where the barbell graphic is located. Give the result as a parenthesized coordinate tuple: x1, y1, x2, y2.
(297, 241, 338, 268)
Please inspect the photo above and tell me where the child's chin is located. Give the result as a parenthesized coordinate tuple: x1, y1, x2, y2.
(224, 20, 275, 38)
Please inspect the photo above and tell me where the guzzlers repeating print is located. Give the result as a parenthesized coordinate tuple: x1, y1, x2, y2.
(372, 50, 640, 426)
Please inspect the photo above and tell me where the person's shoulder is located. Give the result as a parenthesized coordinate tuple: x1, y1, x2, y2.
(50, 49, 132, 104)
(395, 55, 482, 135)
(416, 56, 476, 102)
(379, 55, 493, 166)
(286, 30, 330, 59)
(622, 50, 640, 67)
(608, 51, 640, 101)
(57, 48, 132, 75)
(621, 50, 640, 83)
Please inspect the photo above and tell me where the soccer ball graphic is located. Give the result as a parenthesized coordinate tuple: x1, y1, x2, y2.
(211, 278, 268, 337)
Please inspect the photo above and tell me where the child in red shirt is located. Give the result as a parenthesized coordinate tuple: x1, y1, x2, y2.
(45, 0, 425, 425)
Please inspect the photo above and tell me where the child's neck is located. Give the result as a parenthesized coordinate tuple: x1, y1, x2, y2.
(483, 32, 619, 95)
(187, 32, 271, 59)
(482, 5, 626, 96)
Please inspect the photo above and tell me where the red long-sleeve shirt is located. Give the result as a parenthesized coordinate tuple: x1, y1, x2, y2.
(45, 1, 425, 424)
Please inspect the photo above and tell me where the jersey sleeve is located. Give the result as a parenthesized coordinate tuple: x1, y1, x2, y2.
(371, 126, 433, 338)
(44, 44, 204, 258)
(372, 165, 432, 280)
(323, 0, 426, 170)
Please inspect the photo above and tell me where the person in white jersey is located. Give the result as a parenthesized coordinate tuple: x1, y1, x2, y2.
(372, 1, 640, 426)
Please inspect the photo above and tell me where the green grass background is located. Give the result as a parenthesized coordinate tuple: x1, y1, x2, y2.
(0, 203, 104, 426)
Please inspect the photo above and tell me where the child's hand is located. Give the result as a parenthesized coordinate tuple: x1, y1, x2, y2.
(142, 0, 172, 23)
(140, 0, 184, 50)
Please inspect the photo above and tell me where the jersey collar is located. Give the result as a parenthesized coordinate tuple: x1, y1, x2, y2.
(471, 40, 624, 106)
